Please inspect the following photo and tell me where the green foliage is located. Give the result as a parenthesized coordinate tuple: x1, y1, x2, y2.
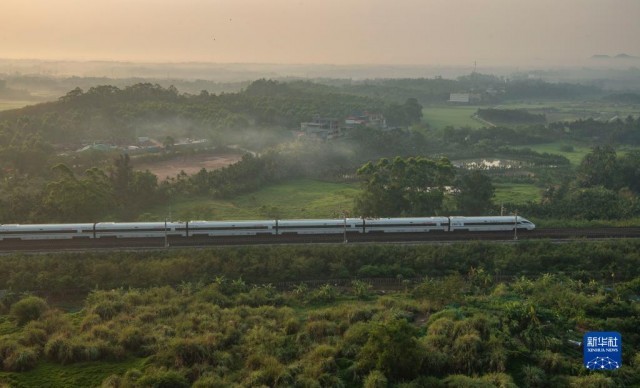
(2, 346, 38, 372)
(355, 156, 454, 217)
(363, 370, 388, 388)
(0, 264, 639, 386)
(9, 297, 48, 326)
(357, 319, 423, 380)
(455, 171, 495, 215)
(135, 368, 190, 388)
(519, 145, 640, 220)
(351, 280, 372, 299)
(384, 98, 423, 127)
(576, 146, 619, 189)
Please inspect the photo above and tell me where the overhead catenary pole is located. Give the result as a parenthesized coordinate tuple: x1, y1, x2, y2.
(343, 212, 348, 244)
(164, 217, 169, 248)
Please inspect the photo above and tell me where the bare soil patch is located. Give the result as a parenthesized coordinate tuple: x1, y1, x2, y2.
(135, 153, 243, 180)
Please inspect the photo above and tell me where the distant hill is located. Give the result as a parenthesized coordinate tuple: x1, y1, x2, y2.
(591, 53, 637, 59)
(615, 53, 637, 59)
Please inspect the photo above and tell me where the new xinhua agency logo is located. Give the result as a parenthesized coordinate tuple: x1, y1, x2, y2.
(583, 332, 622, 370)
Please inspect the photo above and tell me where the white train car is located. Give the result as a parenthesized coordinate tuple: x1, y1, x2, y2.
(363, 217, 449, 233)
(94, 222, 186, 238)
(276, 218, 362, 235)
(448, 216, 535, 232)
(187, 220, 276, 236)
(0, 223, 94, 240)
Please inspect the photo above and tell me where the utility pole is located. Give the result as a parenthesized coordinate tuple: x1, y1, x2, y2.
(513, 210, 518, 241)
(164, 217, 169, 248)
(343, 212, 348, 244)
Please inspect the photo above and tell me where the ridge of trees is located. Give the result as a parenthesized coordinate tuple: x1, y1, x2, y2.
(355, 156, 457, 217)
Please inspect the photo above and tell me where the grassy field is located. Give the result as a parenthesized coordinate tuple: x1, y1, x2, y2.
(143, 178, 546, 222)
(495, 100, 639, 123)
(422, 106, 484, 129)
(143, 179, 361, 221)
(516, 142, 640, 166)
(493, 183, 542, 205)
(515, 142, 593, 165)
(0, 359, 145, 387)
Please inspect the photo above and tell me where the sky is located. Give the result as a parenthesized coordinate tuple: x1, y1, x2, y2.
(2, 0, 639, 66)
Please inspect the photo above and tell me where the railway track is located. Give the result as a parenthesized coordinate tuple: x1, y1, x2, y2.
(1, 227, 640, 252)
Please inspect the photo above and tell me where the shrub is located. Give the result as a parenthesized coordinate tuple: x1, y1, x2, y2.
(304, 320, 338, 341)
(118, 327, 153, 354)
(99, 374, 122, 388)
(2, 346, 38, 372)
(38, 309, 72, 335)
(136, 369, 190, 388)
(363, 370, 388, 388)
(19, 325, 48, 347)
(9, 296, 48, 326)
(193, 375, 236, 388)
(44, 335, 97, 364)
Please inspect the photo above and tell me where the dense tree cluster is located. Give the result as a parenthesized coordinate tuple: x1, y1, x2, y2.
(515, 146, 640, 220)
(355, 156, 455, 217)
(354, 156, 495, 217)
(548, 115, 640, 144)
(0, 80, 384, 147)
(0, 154, 160, 222)
(337, 73, 600, 105)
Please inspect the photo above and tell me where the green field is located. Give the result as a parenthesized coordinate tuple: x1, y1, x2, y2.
(144, 179, 361, 221)
(422, 100, 638, 132)
(493, 183, 542, 205)
(515, 142, 593, 165)
(422, 106, 484, 129)
(144, 178, 546, 222)
(0, 359, 146, 388)
(516, 143, 640, 166)
(495, 100, 639, 123)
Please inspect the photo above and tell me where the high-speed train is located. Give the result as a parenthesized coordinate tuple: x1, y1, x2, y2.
(0, 216, 535, 241)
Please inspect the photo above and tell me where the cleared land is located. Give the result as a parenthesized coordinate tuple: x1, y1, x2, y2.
(134, 152, 244, 180)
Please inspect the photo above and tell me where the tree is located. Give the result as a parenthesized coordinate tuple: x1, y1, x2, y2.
(403, 97, 423, 124)
(618, 151, 640, 194)
(383, 98, 423, 127)
(455, 171, 495, 215)
(357, 318, 424, 381)
(355, 156, 454, 217)
(40, 164, 113, 221)
(576, 146, 619, 189)
(110, 153, 133, 211)
(163, 136, 175, 152)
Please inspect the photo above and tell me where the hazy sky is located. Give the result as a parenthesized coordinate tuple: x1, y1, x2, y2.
(2, 0, 639, 66)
